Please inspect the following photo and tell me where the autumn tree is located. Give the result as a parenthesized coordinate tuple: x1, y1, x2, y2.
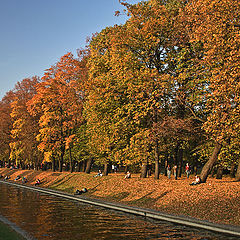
(117, 0, 206, 178)
(113, 0, 175, 178)
(184, 0, 240, 182)
(29, 53, 83, 172)
(0, 91, 15, 166)
(165, 7, 208, 177)
(66, 48, 90, 173)
(87, 0, 204, 178)
(86, 26, 131, 175)
(10, 77, 41, 169)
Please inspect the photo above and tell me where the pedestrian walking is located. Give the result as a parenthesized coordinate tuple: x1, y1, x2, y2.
(173, 165, 178, 180)
(167, 165, 171, 179)
(185, 163, 190, 178)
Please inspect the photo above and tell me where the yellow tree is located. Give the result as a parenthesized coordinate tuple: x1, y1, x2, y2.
(86, 26, 131, 175)
(87, 0, 193, 178)
(116, 0, 185, 178)
(184, 0, 240, 182)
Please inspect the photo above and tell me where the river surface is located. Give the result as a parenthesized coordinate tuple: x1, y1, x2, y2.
(0, 183, 238, 240)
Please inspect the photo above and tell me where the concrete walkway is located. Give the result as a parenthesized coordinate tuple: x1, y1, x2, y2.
(1, 180, 240, 238)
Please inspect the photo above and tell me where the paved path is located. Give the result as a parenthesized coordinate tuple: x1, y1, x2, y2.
(1, 180, 240, 238)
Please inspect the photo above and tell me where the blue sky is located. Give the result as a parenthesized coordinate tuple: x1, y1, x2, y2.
(0, 0, 141, 100)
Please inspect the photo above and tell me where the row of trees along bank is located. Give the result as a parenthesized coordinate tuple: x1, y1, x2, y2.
(0, 0, 240, 182)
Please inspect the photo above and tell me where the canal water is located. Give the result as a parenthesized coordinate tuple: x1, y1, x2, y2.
(0, 183, 238, 240)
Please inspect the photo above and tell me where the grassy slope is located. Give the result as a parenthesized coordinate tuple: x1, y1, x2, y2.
(1, 168, 240, 227)
(0, 221, 26, 240)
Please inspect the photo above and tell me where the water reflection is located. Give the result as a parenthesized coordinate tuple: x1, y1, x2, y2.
(0, 183, 237, 240)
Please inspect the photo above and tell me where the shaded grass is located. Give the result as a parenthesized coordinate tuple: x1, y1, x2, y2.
(101, 191, 130, 202)
(50, 174, 75, 188)
(125, 190, 171, 208)
(0, 221, 26, 240)
(50, 185, 75, 193)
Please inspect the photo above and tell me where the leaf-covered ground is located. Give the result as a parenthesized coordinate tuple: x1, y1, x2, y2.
(1, 168, 240, 227)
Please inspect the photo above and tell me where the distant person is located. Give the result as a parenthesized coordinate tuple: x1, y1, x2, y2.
(124, 171, 131, 179)
(14, 175, 21, 181)
(167, 165, 171, 179)
(75, 189, 82, 195)
(173, 165, 178, 180)
(147, 164, 152, 177)
(22, 176, 27, 183)
(185, 163, 190, 178)
(4, 175, 10, 180)
(190, 175, 201, 185)
(94, 170, 102, 177)
(74, 188, 87, 195)
(35, 179, 41, 186)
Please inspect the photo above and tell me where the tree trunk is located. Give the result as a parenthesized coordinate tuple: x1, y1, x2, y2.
(216, 166, 223, 179)
(193, 165, 197, 175)
(59, 145, 65, 172)
(153, 107, 160, 179)
(8, 159, 11, 168)
(65, 163, 70, 171)
(235, 161, 240, 181)
(77, 162, 81, 172)
(71, 161, 75, 173)
(154, 140, 160, 179)
(124, 165, 128, 174)
(56, 158, 59, 171)
(164, 154, 168, 177)
(59, 159, 63, 172)
(147, 164, 152, 177)
(82, 160, 87, 172)
(104, 163, 109, 176)
(200, 142, 222, 183)
(192, 155, 198, 175)
(85, 158, 93, 174)
(210, 166, 215, 177)
(140, 163, 148, 178)
(69, 148, 74, 173)
(230, 164, 235, 178)
(178, 148, 183, 177)
(52, 156, 56, 172)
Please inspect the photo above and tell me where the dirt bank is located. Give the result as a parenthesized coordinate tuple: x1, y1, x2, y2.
(1, 168, 239, 227)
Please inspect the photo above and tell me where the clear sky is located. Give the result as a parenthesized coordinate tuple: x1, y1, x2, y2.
(0, 0, 141, 100)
